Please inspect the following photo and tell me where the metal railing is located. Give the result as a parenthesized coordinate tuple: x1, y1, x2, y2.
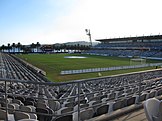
(0, 68, 162, 120)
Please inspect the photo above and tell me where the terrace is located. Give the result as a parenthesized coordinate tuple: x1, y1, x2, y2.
(0, 53, 162, 120)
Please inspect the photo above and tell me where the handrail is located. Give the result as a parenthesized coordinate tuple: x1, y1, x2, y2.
(1, 67, 162, 85)
(1, 53, 162, 120)
(0, 74, 162, 120)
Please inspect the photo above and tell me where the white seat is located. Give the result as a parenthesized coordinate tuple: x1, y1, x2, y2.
(143, 98, 162, 121)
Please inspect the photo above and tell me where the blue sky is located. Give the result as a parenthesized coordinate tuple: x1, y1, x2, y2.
(1, 0, 162, 46)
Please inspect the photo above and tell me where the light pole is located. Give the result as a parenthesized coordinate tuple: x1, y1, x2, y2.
(85, 29, 92, 46)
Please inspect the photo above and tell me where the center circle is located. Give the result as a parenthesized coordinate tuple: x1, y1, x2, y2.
(64, 56, 87, 59)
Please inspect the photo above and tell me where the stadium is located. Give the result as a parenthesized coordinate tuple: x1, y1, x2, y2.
(0, 34, 162, 121)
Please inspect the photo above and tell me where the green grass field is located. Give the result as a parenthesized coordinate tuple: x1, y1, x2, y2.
(17, 54, 162, 82)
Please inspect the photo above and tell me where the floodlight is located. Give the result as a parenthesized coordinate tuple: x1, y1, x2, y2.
(85, 29, 92, 46)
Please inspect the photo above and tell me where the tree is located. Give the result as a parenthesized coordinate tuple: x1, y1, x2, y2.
(54, 44, 60, 53)
(21, 45, 30, 53)
(1, 45, 5, 52)
(17, 42, 21, 53)
(62, 44, 67, 53)
(66, 45, 71, 53)
(12, 43, 16, 53)
(30, 43, 36, 53)
(7, 43, 11, 53)
(36, 42, 41, 53)
(80, 45, 85, 52)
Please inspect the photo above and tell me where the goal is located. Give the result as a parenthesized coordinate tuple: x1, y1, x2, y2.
(130, 58, 146, 65)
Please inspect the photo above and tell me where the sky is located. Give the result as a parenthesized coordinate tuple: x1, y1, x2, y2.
(1, 0, 162, 46)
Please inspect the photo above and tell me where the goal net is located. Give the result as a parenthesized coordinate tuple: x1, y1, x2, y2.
(130, 58, 146, 65)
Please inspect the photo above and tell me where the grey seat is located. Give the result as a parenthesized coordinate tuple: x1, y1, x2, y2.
(13, 99, 24, 105)
(57, 107, 73, 115)
(14, 111, 30, 121)
(157, 89, 162, 96)
(112, 99, 127, 111)
(73, 104, 89, 111)
(8, 103, 20, 114)
(63, 101, 75, 108)
(36, 102, 48, 108)
(0, 109, 7, 120)
(36, 107, 49, 121)
(18, 119, 39, 121)
(36, 106, 53, 120)
(126, 97, 136, 106)
(20, 106, 37, 120)
(73, 108, 94, 121)
(15, 96, 25, 103)
(95, 104, 109, 116)
(52, 114, 73, 121)
(141, 93, 147, 100)
(147, 90, 156, 99)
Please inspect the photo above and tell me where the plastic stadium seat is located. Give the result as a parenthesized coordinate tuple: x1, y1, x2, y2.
(89, 96, 99, 102)
(52, 114, 73, 121)
(48, 100, 60, 111)
(14, 111, 30, 121)
(57, 107, 73, 115)
(147, 90, 156, 99)
(62, 101, 75, 108)
(108, 93, 115, 100)
(95, 104, 109, 116)
(157, 89, 162, 96)
(24, 100, 35, 106)
(20, 106, 37, 120)
(73, 108, 94, 121)
(0, 109, 7, 120)
(89, 100, 102, 107)
(134, 93, 147, 103)
(36, 107, 49, 121)
(112, 99, 127, 111)
(8, 95, 15, 99)
(8, 103, 20, 114)
(45, 107, 54, 121)
(18, 119, 39, 121)
(126, 97, 136, 106)
(15, 96, 25, 103)
(13, 99, 24, 105)
(20, 105, 33, 112)
(73, 104, 89, 111)
(143, 98, 162, 121)
(36, 102, 48, 108)
(100, 94, 107, 100)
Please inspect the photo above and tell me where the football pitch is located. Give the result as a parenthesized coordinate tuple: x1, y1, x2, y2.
(17, 54, 161, 82)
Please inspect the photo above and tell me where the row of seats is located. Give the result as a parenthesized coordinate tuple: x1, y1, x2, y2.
(1, 53, 162, 120)
(95, 42, 162, 50)
(86, 49, 162, 58)
(85, 41, 162, 57)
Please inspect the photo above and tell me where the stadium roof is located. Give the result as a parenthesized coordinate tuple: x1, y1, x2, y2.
(96, 35, 162, 42)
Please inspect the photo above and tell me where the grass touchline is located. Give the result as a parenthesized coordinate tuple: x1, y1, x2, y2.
(17, 54, 161, 82)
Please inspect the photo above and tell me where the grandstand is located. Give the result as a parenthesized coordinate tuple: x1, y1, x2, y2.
(1, 35, 162, 121)
(0, 52, 162, 121)
(86, 35, 162, 59)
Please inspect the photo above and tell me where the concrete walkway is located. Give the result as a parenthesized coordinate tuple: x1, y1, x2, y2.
(112, 108, 147, 121)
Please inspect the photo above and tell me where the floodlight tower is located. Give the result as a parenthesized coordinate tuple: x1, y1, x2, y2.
(85, 29, 92, 46)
